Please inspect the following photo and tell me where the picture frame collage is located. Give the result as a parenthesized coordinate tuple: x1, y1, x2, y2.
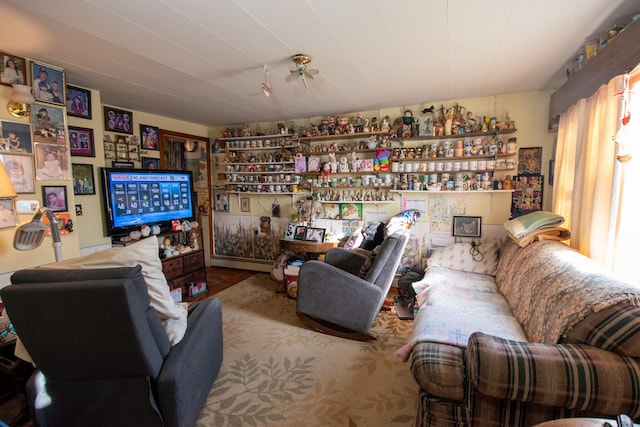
(0, 54, 74, 221)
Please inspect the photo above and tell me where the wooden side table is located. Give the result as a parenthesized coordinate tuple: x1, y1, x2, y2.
(279, 239, 339, 260)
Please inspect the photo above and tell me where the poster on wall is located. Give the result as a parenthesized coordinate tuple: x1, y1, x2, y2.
(512, 175, 544, 217)
(518, 147, 542, 175)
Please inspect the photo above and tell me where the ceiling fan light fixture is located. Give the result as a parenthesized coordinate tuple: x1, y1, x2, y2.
(286, 54, 319, 91)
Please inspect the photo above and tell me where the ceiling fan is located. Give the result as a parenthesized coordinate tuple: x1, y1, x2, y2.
(261, 64, 272, 97)
(285, 54, 319, 90)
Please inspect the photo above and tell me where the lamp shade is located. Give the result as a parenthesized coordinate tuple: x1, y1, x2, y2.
(0, 161, 17, 197)
(10, 84, 35, 103)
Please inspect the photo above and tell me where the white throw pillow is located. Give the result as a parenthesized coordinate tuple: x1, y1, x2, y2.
(427, 241, 499, 276)
(47, 236, 187, 345)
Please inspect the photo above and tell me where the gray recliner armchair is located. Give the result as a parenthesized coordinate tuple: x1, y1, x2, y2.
(2, 266, 223, 427)
(296, 231, 409, 341)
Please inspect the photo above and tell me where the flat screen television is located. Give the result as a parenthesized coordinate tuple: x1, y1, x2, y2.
(100, 168, 196, 238)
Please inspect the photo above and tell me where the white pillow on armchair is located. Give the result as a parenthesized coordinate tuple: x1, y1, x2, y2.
(47, 236, 187, 345)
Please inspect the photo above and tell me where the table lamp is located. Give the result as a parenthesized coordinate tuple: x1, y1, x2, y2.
(0, 162, 17, 198)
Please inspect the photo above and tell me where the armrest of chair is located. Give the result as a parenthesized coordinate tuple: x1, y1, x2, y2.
(324, 247, 367, 276)
(297, 260, 383, 334)
(156, 297, 223, 426)
(466, 331, 640, 418)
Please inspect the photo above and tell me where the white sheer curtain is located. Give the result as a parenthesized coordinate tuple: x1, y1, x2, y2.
(553, 63, 640, 284)
(611, 67, 640, 284)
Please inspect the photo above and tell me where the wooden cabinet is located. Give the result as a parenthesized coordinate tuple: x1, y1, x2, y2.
(158, 228, 206, 300)
(162, 249, 206, 298)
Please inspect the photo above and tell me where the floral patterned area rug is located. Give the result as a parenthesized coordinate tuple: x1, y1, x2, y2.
(197, 273, 418, 427)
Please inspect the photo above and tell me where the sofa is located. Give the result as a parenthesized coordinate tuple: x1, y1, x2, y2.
(404, 238, 640, 426)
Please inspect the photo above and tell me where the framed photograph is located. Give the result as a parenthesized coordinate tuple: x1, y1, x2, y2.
(35, 143, 70, 180)
(293, 225, 307, 241)
(71, 163, 95, 195)
(42, 185, 68, 212)
(304, 227, 325, 243)
(104, 106, 133, 134)
(0, 199, 18, 228)
(240, 196, 250, 212)
(0, 120, 32, 154)
(341, 203, 362, 220)
(68, 126, 95, 157)
(142, 157, 160, 170)
(140, 125, 159, 150)
(31, 61, 65, 105)
(283, 222, 299, 240)
(0, 154, 35, 193)
(0, 53, 27, 86)
(518, 146, 543, 175)
(452, 216, 482, 238)
(66, 85, 92, 119)
(32, 104, 66, 144)
(112, 161, 134, 168)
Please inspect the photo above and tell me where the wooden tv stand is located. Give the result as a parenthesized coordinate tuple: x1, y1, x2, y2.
(161, 249, 206, 299)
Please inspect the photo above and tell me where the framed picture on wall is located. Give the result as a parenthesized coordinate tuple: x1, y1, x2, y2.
(452, 216, 482, 238)
(71, 163, 95, 195)
(141, 157, 159, 170)
(0, 154, 35, 193)
(42, 185, 68, 212)
(0, 199, 18, 228)
(31, 61, 65, 106)
(0, 52, 27, 86)
(34, 143, 70, 181)
(140, 125, 159, 150)
(104, 106, 133, 134)
(240, 196, 250, 212)
(68, 126, 95, 157)
(0, 120, 32, 154)
(32, 104, 66, 144)
(66, 85, 92, 119)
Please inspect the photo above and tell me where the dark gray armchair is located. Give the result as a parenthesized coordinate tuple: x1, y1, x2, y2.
(1, 266, 223, 427)
(296, 231, 409, 341)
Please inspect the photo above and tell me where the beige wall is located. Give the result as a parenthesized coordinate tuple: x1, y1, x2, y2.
(0, 84, 210, 283)
(0, 84, 556, 281)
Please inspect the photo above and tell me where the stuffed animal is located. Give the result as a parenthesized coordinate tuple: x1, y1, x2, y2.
(375, 150, 390, 172)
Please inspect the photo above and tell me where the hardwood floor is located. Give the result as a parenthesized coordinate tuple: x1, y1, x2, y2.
(204, 266, 257, 295)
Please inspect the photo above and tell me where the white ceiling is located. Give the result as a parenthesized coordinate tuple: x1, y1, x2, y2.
(0, 0, 637, 127)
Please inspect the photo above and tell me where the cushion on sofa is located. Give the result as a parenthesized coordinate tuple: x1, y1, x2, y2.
(47, 236, 187, 345)
(564, 303, 640, 357)
(427, 242, 499, 276)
